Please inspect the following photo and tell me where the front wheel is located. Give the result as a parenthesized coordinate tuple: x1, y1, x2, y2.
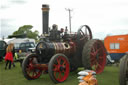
(48, 53, 70, 83)
(22, 54, 42, 80)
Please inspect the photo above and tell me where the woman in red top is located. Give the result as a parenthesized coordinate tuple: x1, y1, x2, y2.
(5, 43, 14, 69)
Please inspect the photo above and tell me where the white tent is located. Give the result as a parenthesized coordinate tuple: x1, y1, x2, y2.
(4, 38, 35, 44)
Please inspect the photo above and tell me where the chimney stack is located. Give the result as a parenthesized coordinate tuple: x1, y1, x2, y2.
(42, 4, 50, 35)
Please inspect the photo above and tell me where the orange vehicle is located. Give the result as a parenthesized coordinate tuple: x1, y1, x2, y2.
(104, 34, 128, 62)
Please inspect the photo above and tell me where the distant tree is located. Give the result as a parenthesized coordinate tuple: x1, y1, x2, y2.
(10, 25, 39, 40)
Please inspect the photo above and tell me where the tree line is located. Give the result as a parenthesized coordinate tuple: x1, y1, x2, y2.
(8, 25, 39, 41)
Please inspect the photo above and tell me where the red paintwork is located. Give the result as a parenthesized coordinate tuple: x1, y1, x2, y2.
(90, 41, 106, 74)
(26, 57, 43, 79)
(5, 52, 13, 62)
(53, 56, 69, 82)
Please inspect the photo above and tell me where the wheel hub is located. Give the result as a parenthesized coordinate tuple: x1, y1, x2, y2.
(29, 63, 34, 70)
(55, 65, 65, 72)
(96, 54, 99, 60)
(60, 66, 65, 71)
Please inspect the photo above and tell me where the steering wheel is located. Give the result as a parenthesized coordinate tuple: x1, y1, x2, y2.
(77, 25, 92, 41)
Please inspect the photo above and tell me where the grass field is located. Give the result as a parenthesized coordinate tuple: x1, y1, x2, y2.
(0, 61, 119, 85)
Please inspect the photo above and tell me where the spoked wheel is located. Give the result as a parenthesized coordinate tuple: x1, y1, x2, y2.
(82, 39, 106, 74)
(48, 53, 70, 83)
(77, 25, 92, 41)
(119, 54, 128, 85)
(22, 54, 42, 80)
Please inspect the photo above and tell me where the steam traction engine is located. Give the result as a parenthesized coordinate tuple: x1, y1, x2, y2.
(22, 4, 106, 83)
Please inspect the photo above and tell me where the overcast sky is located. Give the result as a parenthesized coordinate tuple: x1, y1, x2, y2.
(1, 0, 128, 39)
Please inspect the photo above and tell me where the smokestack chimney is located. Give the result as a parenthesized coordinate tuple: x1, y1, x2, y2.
(42, 4, 50, 35)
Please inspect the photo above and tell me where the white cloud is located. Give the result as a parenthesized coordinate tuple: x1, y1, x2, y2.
(0, 0, 128, 39)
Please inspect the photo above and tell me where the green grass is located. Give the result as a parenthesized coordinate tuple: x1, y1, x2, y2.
(0, 61, 119, 85)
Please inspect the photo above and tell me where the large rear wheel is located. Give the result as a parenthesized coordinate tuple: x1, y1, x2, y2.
(22, 54, 42, 80)
(119, 54, 128, 85)
(82, 39, 106, 74)
(48, 53, 70, 83)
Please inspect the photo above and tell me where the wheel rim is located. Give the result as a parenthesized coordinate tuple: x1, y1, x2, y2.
(77, 25, 92, 41)
(52, 56, 69, 82)
(26, 57, 42, 79)
(90, 41, 106, 74)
